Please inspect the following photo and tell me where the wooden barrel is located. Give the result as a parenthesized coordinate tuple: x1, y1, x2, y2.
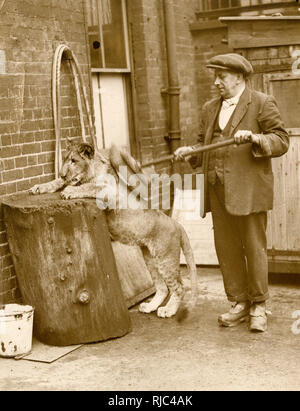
(2, 193, 131, 346)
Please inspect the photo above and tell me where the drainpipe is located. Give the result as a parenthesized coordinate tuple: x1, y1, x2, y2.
(163, 0, 181, 174)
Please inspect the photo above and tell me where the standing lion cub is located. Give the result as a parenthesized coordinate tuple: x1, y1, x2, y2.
(30, 141, 198, 319)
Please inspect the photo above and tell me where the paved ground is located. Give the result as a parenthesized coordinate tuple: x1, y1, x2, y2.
(0, 267, 300, 391)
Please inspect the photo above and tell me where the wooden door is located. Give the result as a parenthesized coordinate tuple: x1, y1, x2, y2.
(264, 73, 300, 273)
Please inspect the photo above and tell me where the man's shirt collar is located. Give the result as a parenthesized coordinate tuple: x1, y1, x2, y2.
(223, 84, 246, 107)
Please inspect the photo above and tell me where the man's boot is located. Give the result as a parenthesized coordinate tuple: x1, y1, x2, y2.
(218, 301, 250, 327)
(249, 302, 267, 332)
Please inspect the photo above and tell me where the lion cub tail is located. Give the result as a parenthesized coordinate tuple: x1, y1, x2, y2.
(176, 223, 198, 323)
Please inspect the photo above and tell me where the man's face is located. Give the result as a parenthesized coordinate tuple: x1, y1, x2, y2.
(214, 69, 242, 99)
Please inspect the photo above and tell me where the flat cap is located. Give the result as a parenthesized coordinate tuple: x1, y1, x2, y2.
(206, 53, 253, 76)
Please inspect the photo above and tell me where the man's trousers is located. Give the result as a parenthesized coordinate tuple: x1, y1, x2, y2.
(208, 179, 269, 303)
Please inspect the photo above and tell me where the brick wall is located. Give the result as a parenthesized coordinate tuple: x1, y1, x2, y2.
(192, 26, 232, 108)
(127, 0, 166, 169)
(173, 0, 202, 147)
(127, 0, 200, 174)
(0, 0, 92, 304)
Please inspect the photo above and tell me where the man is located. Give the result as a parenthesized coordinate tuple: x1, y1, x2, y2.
(175, 53, 289, 332)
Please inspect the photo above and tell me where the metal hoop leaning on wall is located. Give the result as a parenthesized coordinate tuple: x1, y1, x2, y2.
(52, 44, 97, 178)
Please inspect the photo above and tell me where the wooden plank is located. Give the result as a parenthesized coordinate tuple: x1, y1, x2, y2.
(196, 4, 297, 19)
(268, 250, 300, 257)
(21, 338, 83, 364)
(189, 20, 226, 32)
(229, 34, 300, 50)
(111, 242, 155, 308)
(268, 259, 300, 274)
(271, 155, 287, 250)
(222, 19, 300, 49)
(266, 210, 273, 250)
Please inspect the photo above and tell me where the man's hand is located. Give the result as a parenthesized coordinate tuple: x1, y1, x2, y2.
(234, 130, 260, 145)
(174, 146, 194, 161)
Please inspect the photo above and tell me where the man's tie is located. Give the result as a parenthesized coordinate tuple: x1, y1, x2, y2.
(222, 99, 235, 109)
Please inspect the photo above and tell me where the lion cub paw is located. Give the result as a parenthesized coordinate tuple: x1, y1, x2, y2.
(157, 306, 177, 318)
(61, 187, 80, 200)
(29, 184, 46, 194)
(139, 302, 157, 314)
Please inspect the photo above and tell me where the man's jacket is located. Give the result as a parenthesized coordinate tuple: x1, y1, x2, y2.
(190, 87, 289, 217)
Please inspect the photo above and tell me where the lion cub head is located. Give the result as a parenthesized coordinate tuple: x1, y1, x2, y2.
(60, 142, 95, 185)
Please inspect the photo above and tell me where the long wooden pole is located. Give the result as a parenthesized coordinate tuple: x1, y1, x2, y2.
(141, 137, 241, 168)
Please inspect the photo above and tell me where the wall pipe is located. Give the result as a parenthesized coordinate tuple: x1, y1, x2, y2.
(163, 0, 181, 174)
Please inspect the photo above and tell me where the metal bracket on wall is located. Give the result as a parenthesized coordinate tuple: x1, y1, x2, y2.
(164, 131, 181, 142)
(160, 86, 180, 96)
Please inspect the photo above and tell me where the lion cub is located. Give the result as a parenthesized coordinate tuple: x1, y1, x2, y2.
(30, 142, 198, 319)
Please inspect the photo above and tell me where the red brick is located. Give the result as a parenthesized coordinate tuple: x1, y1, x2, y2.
(1, 135, 12, 146)
(2, 169, 23, 182)
(27, 155, 38, 166)
(0, 218, 5, 233)
(29, 176, 42, 187)
(22, 143, 41, 155)
(40, 175, 55, 184)
(0, 122, 16, 134)
(16, 179, 32, 192)
(41, 141, 55, 152)
(15, 156, 28, 168)
(23, 165, 44, 178)
(43, 163, 54, 174)
(0, 185, 6, 196)
(2, 254, 13, 269)
(0, 278, 17, 294)
(0, 267, 12, 281)
(3, 158, 15, 170)
(0, 244, 10, 257)
(38, 152, 54, 164)
(5, 182, 17, 195)
(0, 231, 7, 244)
(1, 146, 21, 158)
(19, 131, 35, 144)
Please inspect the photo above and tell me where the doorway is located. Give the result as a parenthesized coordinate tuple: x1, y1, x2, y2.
(92, 73, 130, 151)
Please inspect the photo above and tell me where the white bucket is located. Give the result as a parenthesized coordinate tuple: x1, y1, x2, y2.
(0, 304, 34, 358)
